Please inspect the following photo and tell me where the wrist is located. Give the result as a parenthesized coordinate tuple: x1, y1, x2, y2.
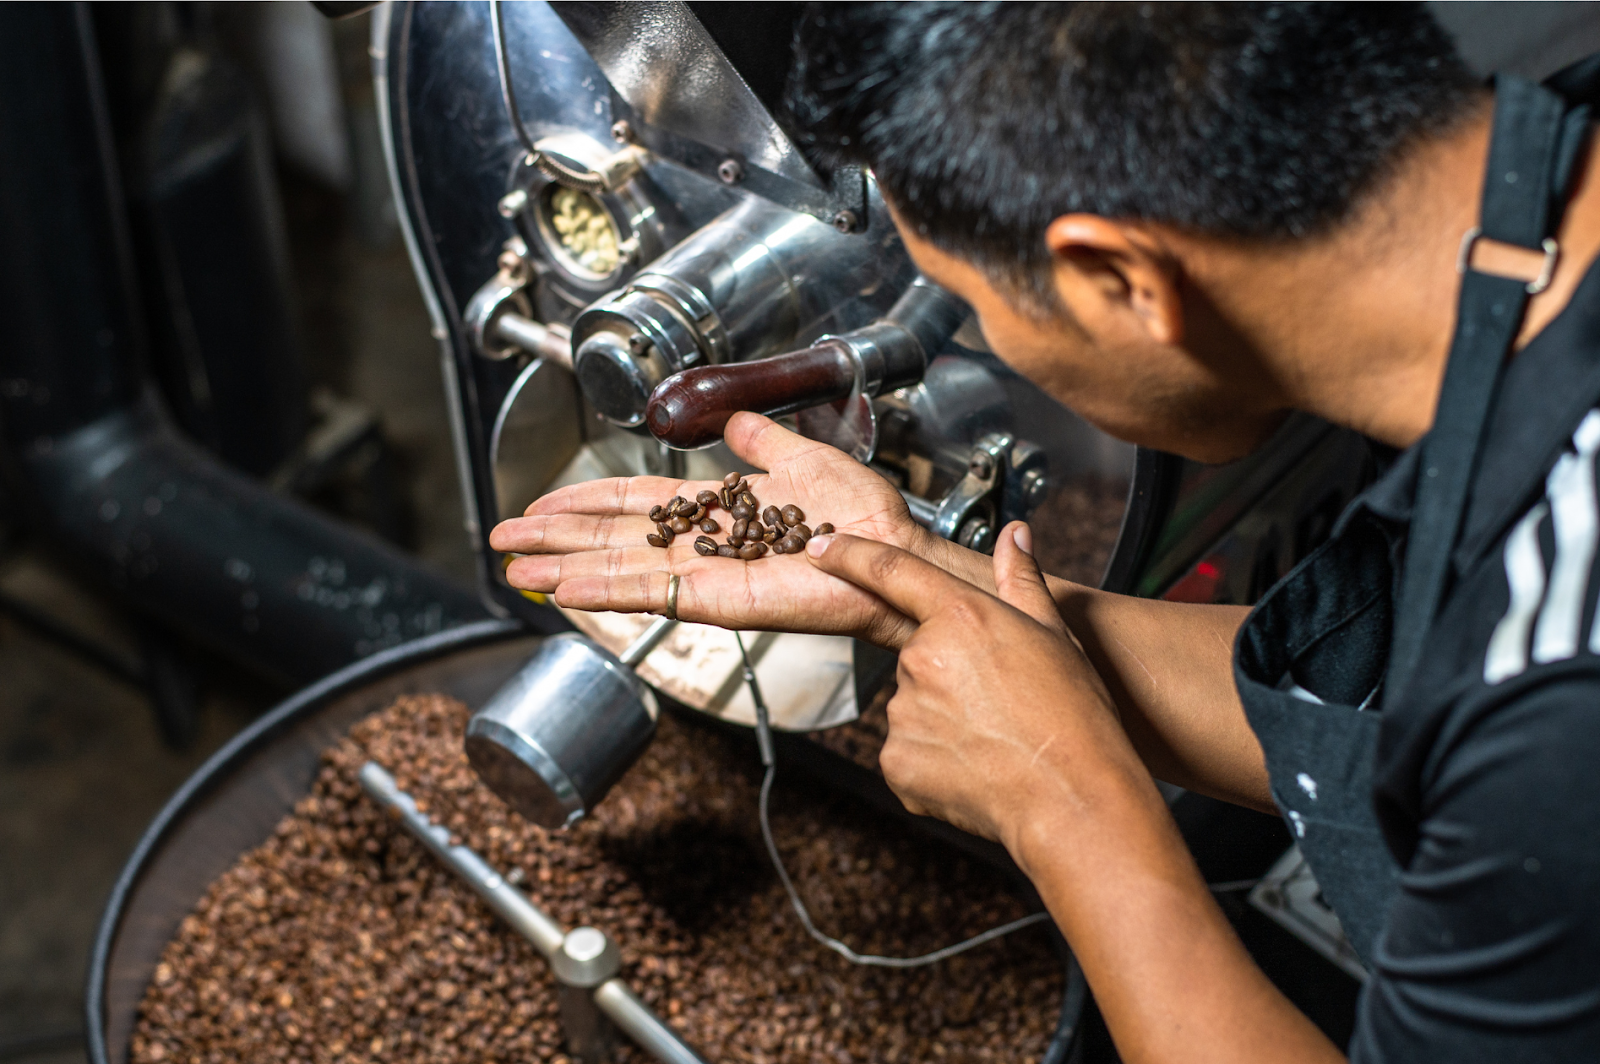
(1002, 737, 1169, 883)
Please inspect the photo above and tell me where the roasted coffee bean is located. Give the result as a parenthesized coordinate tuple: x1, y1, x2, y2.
(647, 533, 668, 548)
(777, 535, 803, 554)
(696, 490, 719, 509)
(737, 491, 758, 510)
(722, 471, 742, 489)
(699, 518, 720, 534)
(666, 495, 688, 514)
(667, 515, 693, 535)
(693, 536, 717, 556)
(814, 522, 835, 536)
(719, 487, 734, 510)
(737, 542, 767, 560)
(716, 543, 739, 558)
(761, 505, 783, 528)
(677, 498, 703, 518)
(688, 504, 707, 523)
(656, 522, 675, 542)
(791, 523, 812, 542)
(763, 526, 780, 543)
(730, 517, 749, 542)
(780, 504, 805, 527)
(132, 694, 1063, 1064)
(729, 501, 754, 521)
(648, 504, 667, 523)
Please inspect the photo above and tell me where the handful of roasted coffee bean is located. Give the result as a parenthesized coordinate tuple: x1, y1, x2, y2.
(645, 471, 835, 560)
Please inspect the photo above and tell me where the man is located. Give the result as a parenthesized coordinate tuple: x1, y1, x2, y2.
(491, 4, 1600, 1060)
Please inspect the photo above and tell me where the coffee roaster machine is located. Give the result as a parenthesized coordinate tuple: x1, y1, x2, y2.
(89, 3, 1377, 1061)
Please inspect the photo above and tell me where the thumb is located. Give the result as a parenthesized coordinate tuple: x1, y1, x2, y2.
(725, 411, 838, 470)
(992, 522, 1067, 634)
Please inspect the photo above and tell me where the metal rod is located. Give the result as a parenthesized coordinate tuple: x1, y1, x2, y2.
(358, 762, 708, 1064)
(359, 762, 564, 956)
(594, 980, 707, 1064)
(494, 313, 573, 369)
(619, 615, 676, 668)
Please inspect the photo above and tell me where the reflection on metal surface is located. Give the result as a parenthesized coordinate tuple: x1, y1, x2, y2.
(548, 1, 818, 187)
(565, 610, 858, 733)
(490, 357, 583, 521)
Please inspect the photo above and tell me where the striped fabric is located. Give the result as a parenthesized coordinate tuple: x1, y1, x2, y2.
(1484, 409, 1600, 684)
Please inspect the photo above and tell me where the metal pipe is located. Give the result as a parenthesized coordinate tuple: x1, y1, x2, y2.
(358, 761, 708, 1064)
(0, 5, 516, 687)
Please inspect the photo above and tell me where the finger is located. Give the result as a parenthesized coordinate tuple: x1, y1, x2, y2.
(535, 546, 921, 646)
(505, 543, 695, 593)
(724, 412, 840, 471)
(804, 533, 975, 626)
(490, 512, 655, 555)
(519, 475, 719, 519)
(992, 522, 1068, 634)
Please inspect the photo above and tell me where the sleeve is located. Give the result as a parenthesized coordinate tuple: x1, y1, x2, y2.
(1351, 667, 1600, 1062)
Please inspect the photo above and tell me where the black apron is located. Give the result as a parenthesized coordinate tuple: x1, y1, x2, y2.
(1233, 71, 1594, 966)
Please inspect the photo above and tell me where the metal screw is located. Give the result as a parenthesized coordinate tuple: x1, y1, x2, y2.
(968, 452, 995, 480)
(610, 119, 632, 143)
(717, 158, 744, 184)
(831, 209, 859, 233)
(497, 188, 529, 218)
(627, 333, 649, 355)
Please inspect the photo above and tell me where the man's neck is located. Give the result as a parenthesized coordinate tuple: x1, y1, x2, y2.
(1176, 101, 1600, 450)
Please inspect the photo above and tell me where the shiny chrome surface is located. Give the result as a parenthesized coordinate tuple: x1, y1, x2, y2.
(378, 1, 1147, 718)
(464, 632, 660, 828)
(572, 196, 895, 426)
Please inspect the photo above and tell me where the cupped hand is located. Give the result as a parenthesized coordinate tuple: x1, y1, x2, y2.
(489, 412, 939, 646)
(803, 521, 1145, 855)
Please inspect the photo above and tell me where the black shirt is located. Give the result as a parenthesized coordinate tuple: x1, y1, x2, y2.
(1352, 250, 1600, 1059)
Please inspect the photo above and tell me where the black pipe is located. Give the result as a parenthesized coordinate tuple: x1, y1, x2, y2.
(0, 4, 557, 687)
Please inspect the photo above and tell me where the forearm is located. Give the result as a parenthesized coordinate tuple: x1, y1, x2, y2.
(1012, 761, 1342, 1064)
(920, 533, 1270, 811)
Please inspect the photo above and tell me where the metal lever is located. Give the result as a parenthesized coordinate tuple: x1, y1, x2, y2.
(643, 276, 967, 450)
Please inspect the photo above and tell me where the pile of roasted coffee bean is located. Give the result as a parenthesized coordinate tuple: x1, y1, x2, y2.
(647, 472, 835, 560)
(132, 695, 1062, 1064)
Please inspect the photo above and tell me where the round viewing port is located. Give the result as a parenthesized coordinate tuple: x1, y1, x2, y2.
(536, 184, 623, 280)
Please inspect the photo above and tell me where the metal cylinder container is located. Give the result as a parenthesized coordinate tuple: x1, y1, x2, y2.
(465, 631, 660, 828)
(570, 197, 886, 426)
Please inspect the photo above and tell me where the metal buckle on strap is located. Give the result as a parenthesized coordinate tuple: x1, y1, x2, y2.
(1456, 226, 1561, 294)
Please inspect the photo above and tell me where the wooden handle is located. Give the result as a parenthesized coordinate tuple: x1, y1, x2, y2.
(644, 342, 857, 449)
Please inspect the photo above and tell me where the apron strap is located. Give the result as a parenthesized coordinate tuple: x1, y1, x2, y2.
(1385, 76, 1576, 702)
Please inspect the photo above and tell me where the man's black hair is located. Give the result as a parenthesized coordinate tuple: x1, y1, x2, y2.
(786, 2, 1480, 309)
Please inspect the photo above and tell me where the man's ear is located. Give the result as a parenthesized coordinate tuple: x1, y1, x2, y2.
(1046, 215, 1183, 346)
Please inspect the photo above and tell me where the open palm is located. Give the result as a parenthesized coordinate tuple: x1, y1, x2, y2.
(491, 413, 929, 645)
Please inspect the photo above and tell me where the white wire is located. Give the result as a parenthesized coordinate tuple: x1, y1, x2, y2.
(735, 631, 1053, 969)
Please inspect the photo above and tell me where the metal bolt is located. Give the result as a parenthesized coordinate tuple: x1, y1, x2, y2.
(1021, 467, 1049, 507)
(717, 158, 744, 184)
(497, 188, 529, 218)
(968, 452, 995, 480)
(830, 209, 860, 233)
(957, 517, 995, 553)
(627, 333, 649, 355)
(610, 119, 632, 143)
